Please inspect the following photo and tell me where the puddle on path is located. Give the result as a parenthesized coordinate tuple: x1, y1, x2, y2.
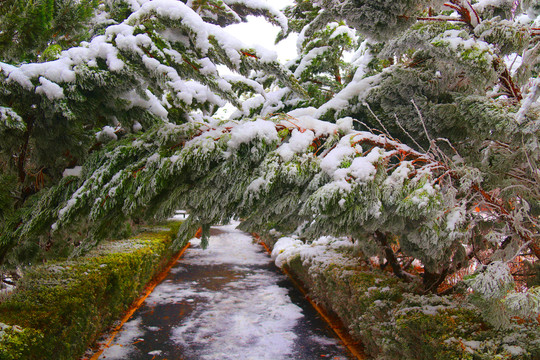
(96, 223, 352, 360)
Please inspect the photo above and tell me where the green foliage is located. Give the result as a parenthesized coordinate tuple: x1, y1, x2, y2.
(0, 0, 539, 348)
(385, 308, 480, 359)
(475, 20, 530, 56)
(0, 0, 100, 63)
(103, 0, 135, 24)
(290, 21, 359, 107)
(0, 222, 183, 360)
(0, 324, 45, 360)
(300, 0, 447, 42)
(0, 175, 18, 227)
(464, 261, 540, 329)
(0, 0, 306, 269)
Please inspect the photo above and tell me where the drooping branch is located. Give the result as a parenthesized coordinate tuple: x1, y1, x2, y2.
(417, 16, 468, 23)
(418, 2, 523, 102)
(494, 58, 523, 102)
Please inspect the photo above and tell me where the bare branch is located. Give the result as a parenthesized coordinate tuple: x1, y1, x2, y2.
(363, 102, 394, 140)
(394, 113, 427, 152)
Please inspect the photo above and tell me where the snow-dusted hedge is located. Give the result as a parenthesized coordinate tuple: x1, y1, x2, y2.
(268, 234, 540, 360)
(0, 221, 183, 360)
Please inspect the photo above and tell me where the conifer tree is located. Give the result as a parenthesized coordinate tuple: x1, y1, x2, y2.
(0, 0, 539, 330)
(0, 0, 302, 263)
(0, 0, 101, 62)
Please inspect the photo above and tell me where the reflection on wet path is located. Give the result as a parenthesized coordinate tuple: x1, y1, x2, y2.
(96, 223, 352, 360)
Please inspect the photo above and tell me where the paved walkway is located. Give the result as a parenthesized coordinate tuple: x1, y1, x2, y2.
(96, 223, 352, 360)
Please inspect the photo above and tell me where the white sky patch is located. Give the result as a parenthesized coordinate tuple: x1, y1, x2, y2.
(222, 0, 297, 63)
(225, 118, 279, 154)
(215, 0, 295, 118)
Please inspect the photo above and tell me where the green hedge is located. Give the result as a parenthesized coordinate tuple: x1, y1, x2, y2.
(269, 239, 540, 360)
(0, 221, 184, 360)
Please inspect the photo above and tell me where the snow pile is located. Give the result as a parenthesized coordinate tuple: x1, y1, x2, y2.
(35, 76, 64, 100)
(98, 318, 145, 359)
(96, 126, 118, 142)
(272, 235, 357, 271)
(315, 70, 383, 119)
(474, 0, 513, 13)
(432, 30, 494, 60)
(226, 118, 280, 153)
(272, 236, 305, 268)
(276, 129, 316, 162)
(118, 89, 168, 119)
(62, 166, 83, 178)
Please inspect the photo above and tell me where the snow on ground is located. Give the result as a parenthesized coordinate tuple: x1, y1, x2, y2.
(97, 222, 348, 360)
(99, 318, 145, 359)
(170, 274, 303, 359)
(168, 209, 190, 221)
(182, 221, 272, 266)
(169, 223, 304, 359)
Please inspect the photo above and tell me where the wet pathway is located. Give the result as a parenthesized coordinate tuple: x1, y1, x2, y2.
(96, 223, 352, 360)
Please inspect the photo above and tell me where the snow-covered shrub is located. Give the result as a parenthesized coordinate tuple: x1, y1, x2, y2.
(269, 232, 540, 359)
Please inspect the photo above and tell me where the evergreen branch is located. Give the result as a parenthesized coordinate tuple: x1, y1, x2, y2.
(363, 102, 393, 140)
(471, 183, 540, 260)
(417, 16, 468, 23)
(394, 114, 427, 153)
(410, 99, 432, 146)
(16, 114, 35, 184)
(516, 77, 540, 123)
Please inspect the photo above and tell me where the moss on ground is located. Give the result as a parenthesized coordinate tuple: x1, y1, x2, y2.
(0, 221, 185, 360)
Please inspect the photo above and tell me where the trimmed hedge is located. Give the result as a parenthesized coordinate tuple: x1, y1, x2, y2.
(0, 221, 184, 360)
(266, 237, 540, 360)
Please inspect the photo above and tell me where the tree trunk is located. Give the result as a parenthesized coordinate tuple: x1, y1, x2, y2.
(17, 114, 35, 184)
(423, 267, 449, 293)
(374, 231, 415, 282)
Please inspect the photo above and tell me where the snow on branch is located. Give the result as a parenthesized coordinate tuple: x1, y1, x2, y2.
(0, 0, 300, 122)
